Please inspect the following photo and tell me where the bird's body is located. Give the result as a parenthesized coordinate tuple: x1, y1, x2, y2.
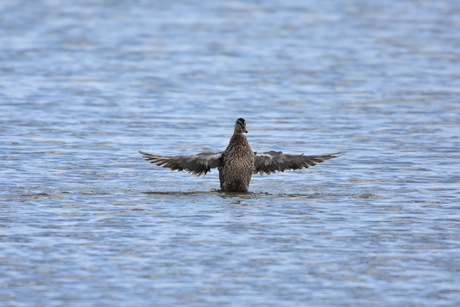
(139, 118, 344, 192)
(218, 132, 255, 192)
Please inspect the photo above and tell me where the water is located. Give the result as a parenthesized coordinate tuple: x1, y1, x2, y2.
(1, 0, 460, 306)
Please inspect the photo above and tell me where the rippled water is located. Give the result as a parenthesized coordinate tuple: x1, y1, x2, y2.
(1, 0, 460, 306)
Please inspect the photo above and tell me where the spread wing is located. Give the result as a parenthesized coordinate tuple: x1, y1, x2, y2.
(254, 151, 345, 175)
(139, 150, 222, 176)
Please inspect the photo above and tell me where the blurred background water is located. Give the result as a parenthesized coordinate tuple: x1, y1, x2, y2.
(1, 0, 460, 306)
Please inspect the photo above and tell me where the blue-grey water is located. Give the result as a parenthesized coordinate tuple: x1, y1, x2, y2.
(1, 0, 460, 306)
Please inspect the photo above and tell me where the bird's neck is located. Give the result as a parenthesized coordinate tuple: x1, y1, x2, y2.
(234, 127, 245, 134)
(230, 133, 249, 146)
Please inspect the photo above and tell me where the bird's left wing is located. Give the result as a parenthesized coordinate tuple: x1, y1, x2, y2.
(139, 150, 222, 176)
(254, 151, 345, 175)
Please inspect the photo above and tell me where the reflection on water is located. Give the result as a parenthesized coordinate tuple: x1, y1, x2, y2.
(1, 0, 460, 306)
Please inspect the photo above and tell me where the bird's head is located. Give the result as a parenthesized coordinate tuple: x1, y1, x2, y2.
(234, 118, 248, 134)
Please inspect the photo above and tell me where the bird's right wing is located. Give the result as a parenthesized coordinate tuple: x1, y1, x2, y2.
(139, 150, 222, 176)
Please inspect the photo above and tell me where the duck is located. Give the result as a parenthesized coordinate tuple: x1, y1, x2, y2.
(139, 118, 344, 192)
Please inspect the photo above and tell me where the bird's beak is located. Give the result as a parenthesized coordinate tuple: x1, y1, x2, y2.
(244, 128, 248, 133)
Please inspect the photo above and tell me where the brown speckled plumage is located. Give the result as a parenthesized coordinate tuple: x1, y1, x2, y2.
(139, 118, 344, 192)
(218, 132, 255, 192)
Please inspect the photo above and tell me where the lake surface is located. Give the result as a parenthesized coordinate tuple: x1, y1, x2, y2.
(1, 0, 460, 306)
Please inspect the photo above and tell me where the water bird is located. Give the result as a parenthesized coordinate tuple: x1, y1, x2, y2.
(139, 118, 344, 192)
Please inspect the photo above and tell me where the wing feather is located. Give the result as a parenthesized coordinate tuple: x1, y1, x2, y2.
(254, 151, 345, 175)
(139, 150, 222, 176)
